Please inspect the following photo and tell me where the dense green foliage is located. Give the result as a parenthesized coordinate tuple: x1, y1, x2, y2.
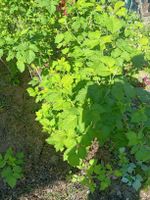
(0, 0, 59, 72)
(0, 148, 24, 188)
(0, 0, 150, 191)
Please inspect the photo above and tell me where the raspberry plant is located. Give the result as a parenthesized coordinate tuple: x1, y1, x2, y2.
(0, 0, 150, 192)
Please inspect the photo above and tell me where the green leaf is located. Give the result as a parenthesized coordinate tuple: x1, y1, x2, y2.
(5, 176, 17, 188)
(116, 7, 127, 17)
(114, 170, 122, 177)
(29, 44, 38, 52)
(4, 148, 13, 161)
(0, 39, 4, 47)
(97, 126, 111, 145)
(17, 60, 25, 72)
(0, 49, 3, 58)
(112, 132, 128, 148)
(135, 146, 150, 162)
(139, 37, 149, 46)
(108, 17, 124, 33)
(124, 83, 136, 98)
(13, 166, 22, 174)
(132, 179, 142, 191)
(27, 87, 36, 97)
(126, 131, 139, 146)
(94, 164, 102, 175)
(91, 62, 112, 76)
(114, 1, 125, 12)
(26, 50, 36, 64)
(121, 177, 129, 183)
(55, 33, 64, 44)
(78, 147, 87, 159)
(1, 166, 17, 188)
(6, 50, 15, 61)
(61, 75, 73, 89)
(100, 56, 115, 67)
(111, 83, 124, 100)
(100, 178, 111, 190)
(131, 109, 148, 123)
(68, 152, 80, 167)
(59, 109, 78, 131)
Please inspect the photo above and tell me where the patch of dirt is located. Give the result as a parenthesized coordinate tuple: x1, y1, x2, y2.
(139, 187, 150, 200)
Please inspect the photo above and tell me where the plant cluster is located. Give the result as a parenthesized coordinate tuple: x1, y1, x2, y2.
(0, 148, 24, 188)
(0, 0, 60, 73)
(0, 0, 150, 192)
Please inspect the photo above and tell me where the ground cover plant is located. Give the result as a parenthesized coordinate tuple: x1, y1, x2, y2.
(0, 148, 24, 188)
(0, 0, 150, 193)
